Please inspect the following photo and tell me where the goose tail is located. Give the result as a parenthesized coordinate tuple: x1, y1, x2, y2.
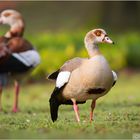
(49, 87, 60, 122)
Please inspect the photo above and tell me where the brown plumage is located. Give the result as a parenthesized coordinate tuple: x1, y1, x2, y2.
(48, 57, 87, 79)
(0, 36, 34, 63)
(48, 28, 117, 122)
(0, 9, 40, 112)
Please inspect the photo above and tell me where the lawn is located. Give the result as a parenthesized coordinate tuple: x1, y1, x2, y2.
(0, 73, 140, 139)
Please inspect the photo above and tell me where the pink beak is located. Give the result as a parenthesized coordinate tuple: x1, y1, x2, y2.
(104, 36, 114, 44)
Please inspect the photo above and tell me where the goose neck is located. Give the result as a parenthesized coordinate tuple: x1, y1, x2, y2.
(86, 43, 101, 58)
(5, 20, 24, 38)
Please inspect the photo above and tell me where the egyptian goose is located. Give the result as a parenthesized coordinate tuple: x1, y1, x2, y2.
(0, 9, 40, 112)
(48, 29, 117, 122)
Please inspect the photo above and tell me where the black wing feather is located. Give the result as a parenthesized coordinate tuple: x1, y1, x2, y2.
(47, 70, 59, 80)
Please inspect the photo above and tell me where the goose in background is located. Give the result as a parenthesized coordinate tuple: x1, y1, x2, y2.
(48, 28, 117, 122)
(0, 9, 40, 112)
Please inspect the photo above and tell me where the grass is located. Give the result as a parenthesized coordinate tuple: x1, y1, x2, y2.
(0, 73, 140, 139)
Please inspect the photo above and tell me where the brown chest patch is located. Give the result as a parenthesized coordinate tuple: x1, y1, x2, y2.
(7, 37, 33, 53)
(87, 88, 106, 94)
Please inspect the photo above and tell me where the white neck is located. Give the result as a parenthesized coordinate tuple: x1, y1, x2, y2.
(85, 42, 100, 58)
(5, 20, 24, 38)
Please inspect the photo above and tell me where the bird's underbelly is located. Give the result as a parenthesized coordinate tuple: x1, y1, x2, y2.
(62, 60, 113, 101)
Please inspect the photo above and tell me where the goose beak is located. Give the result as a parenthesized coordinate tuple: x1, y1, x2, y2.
(103, 35, 114, 44)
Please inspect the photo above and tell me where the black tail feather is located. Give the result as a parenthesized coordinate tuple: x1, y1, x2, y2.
(49, 87, 61, 122)
(112, 81, 116, 87)
(49, 87, 86, 122)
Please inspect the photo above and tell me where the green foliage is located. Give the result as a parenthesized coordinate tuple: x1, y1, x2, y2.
(118, 32, 140, 68)
(100, 44, 127, 70)
(29, 32, 140, 79)
(1, 31, 140, 79)
(29, 32, 85, 79)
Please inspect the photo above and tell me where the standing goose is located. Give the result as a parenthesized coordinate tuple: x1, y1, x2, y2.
(0, 9, 40, 112)
(48, 29, 117, 122)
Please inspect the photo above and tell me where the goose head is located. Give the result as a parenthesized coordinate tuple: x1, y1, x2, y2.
(0, 9, 24, 38)
(84, 28, 114, 45)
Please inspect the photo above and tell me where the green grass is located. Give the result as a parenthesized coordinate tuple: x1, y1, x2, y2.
(0, 73, 140, 139)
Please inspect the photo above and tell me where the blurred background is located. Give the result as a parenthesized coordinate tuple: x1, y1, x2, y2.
(0, 2, 140, 139)
(0, 1, 140, 80)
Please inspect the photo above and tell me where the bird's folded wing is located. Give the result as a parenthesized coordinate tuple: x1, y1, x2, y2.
(48, 57, 87, 80)
(7, 37, 34, 53)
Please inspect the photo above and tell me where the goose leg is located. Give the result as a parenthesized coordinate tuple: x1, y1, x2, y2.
(0, 85, 2, 111)
(71, 98, 80, 122)
(90, 100, 96, 122)
(12, 80, 20, 112)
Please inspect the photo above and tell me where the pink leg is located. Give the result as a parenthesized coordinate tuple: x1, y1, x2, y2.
(12, 80, 20, 113)
(90, 100, 96, 122)
(71, 98, 80, 122)
(0, 85, 3, 111)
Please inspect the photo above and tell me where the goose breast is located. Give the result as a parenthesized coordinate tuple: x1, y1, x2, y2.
(62, 55, 114, 101)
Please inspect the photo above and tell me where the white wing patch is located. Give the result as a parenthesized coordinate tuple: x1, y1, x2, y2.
(112, 70, 117, 81)
(12, 50, 40, 67)
(56, 71, 71, 88)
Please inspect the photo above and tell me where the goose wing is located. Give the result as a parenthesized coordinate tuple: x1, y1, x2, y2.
(48, 57, 87, 122)
(48, 57, 87, 80)
(7, 37, 33, 53)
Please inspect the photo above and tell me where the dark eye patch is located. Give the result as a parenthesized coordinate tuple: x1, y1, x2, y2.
(3, 12, 11, 17)
(94, 30, 102, 36)
(102, 34, 108, 41)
